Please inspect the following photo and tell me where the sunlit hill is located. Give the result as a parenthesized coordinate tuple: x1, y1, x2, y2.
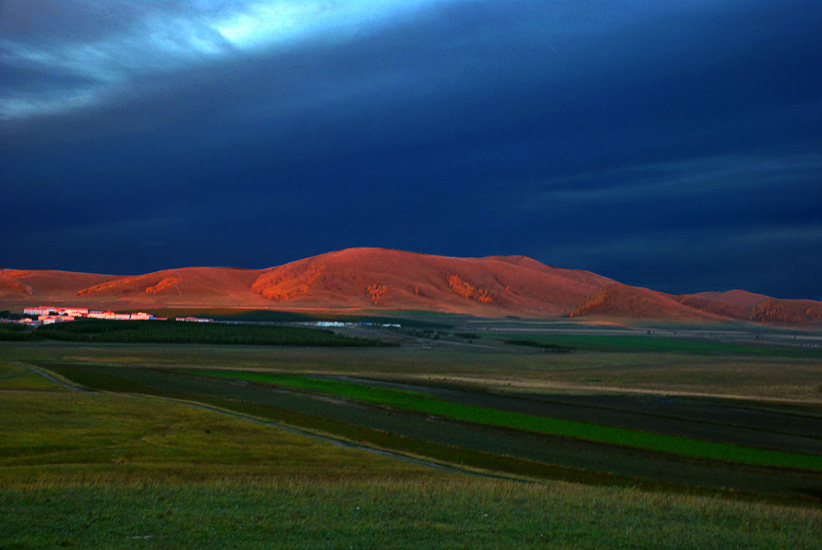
(1, 248, 820, 326)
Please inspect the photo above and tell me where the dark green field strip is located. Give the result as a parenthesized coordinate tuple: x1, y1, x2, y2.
(181, 398, 648, 488)
(353, 376, 822, 455)
(31, 319, 390, 347)
(380, 374, 822, 437)
(190, 370, 822, 471)
(31, 363, 652, 488)
(189, 397, 801, 503)
(502, 339, 575, 352)
(188, 370, 435, 401)
(499, 334, 822, 357)
(34, 363, 822, 501)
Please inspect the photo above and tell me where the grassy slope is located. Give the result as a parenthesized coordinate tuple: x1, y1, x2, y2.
(0, 363, 68, 391)
(0, 375, 436, 488)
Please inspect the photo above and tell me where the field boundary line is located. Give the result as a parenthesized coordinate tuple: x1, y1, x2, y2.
(111, 392, 534, 484)
(9, 361, 526, 481)
(445, 377, 822, 407)
(7, 361, 95, 392)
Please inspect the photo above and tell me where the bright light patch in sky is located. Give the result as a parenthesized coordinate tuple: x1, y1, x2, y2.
(213, 0, 437, 49)
(214, 2, 326, 46)
(0, 0, 442, 120)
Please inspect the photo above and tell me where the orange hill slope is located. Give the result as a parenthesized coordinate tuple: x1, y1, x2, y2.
(1, 248, 820, 325)
(678, 290, 822, 326)
(73, 266, 262, 307)
(249, 248, 614, 316)
(0, 266, 266, 309)
(0, 269, 121, 299)
(568, 283, 726, 323)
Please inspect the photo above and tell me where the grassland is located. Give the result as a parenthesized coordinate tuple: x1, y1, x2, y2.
(0, 376, 435, 488)
(4, 483, 821, 550)
(2, 359, 820, 549)
(6, 340, 822, 496)
(2, 321, 821, 548)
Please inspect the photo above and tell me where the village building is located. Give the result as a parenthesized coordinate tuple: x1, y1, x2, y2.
(38, 315, 76, 325)
(20, 306, 154, 323)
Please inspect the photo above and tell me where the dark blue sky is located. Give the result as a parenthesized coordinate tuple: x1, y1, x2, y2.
(2, 0, 821, 299)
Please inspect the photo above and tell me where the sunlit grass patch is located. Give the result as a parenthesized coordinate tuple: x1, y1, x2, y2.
(0, 372, 67, 391)
(0, 360, 67, 391)
(0, 390, 449, 489)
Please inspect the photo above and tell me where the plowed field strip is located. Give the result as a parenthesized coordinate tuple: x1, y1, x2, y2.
(191, 370, 822, 470)
(336, 376, 822, 448)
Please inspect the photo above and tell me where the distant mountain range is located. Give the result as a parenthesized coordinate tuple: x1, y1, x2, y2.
(2, 247, 820, 326)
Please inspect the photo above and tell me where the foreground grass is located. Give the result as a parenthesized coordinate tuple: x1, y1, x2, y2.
(3, 482, 821, 550)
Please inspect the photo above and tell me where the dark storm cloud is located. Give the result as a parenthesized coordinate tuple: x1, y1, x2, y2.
(1, 0, 821, 299)
(489, 149, 822, 296)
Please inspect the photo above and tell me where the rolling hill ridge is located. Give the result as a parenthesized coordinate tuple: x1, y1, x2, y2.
(2, 247, 820, 326)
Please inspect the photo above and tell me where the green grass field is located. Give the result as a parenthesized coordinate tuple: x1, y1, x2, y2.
(4, 482, 820, 550)
(2, 361, 820, 549)
(2, 325, 821, 548)
(11, 345, 822, 498)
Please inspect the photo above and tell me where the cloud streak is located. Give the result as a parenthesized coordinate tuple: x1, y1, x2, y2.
(0, 0, 447, 120)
